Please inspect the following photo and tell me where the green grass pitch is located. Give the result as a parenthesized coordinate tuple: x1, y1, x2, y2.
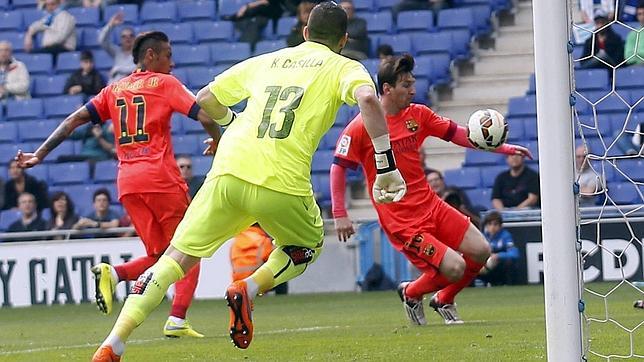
(0, 284, 640, 361)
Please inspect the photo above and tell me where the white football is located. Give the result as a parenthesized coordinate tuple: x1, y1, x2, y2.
(467, 109, 508, 150)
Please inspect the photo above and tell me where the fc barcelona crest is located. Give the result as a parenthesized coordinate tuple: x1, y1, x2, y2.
(423, 244, 435, 256)
(405, 119, 419, 132)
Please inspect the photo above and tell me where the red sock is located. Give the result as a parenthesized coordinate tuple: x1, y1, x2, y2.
(114, 256, 158, 281)
(437, 257, 484, 305)
(405, 269, 450, 300)
(170, 262, 201, 319)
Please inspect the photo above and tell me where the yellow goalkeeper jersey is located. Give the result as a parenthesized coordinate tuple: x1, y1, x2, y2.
(207, 41, 375, 196)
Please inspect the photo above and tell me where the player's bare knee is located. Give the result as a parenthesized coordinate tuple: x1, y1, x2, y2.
(444, 258, 466, 282)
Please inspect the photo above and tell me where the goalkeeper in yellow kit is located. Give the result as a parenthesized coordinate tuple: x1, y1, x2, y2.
(92, 2, 407, 360)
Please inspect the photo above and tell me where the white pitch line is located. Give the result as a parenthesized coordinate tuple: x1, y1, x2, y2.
(0, 326, 346, 356)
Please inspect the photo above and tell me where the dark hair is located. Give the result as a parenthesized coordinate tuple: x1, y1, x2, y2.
(50, 191, 76, 221)
(377, 53, 415, 94)
(638, 0, 644, 9)
(307, 1, 348, 47)
(377, 44, 393, 57)
(426, 169, 443, 178)
(132, 31, 169, 64)
(93, 188, 112, 203)
(483, 211, 503, 227)
(80, 50, 94, 61)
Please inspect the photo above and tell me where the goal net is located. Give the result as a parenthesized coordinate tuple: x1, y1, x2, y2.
(569, 0, 643, 359)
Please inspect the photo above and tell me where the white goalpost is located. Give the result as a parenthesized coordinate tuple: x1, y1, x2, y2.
(532, 0, 584, 360)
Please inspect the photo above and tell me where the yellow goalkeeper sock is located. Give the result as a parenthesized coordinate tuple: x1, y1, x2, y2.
(250, 245, 321, 294)
(111, 255, 185, 341)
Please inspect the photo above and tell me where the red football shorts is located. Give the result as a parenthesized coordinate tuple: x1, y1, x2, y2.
(120, 190, 190, 257)
(384, 195, 470, 273)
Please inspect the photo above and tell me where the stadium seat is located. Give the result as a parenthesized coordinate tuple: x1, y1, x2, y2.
(140, 23, 193, 44)
(275, 16, 297, 38)
(80, 28, 102, 49)
(463, 149, 504, 166)
(467, 5, 493, 35)
(141, 2, 177, 23)
(210, 42, 251, 65)
(177, 0, 216, 21)
(254, 39, 286, 55)
(185, 66, 217, 90)
(1, 31, 26, 52)
(425, 54, 451, 85)
(507, 95, 537, 117)
(49, 162, 90, 185)
(26, 163, 48, 183)
(353, 0, 374, 11)
(443, 167, 481, 189)
(172, 134, 200, 155)
(616, 159, 644, 182)
(67, 7, 100, 28)
(616, 64, 644, 91)
(521, 118, 538, 140)
(17, 119, 58, 142)
(397, 10, 434, 33)
(360, 58, 379, 77)
(595, 93, 630, 114)
(575, 69, 609, 92)
(171, 67, 188, 84)
(374, 0, 397, 10)
(21, 8, 44, 25)
(413, 56, 432, 79)
(0, 0, 7, 10)
(0, 209, 21, 231)
(412, 78, 430, 104)
(61, 184, 98, 216)
(11, 0, 36, 8)
(0, 11, 23, 31)
(182, 114, 206, 134)
(94, 160, 118, 183)
(173, 45, 210, 66)
(191, 156, 212, 177)
(105, 4, 139, 25)
(0, 122, 18, 143)
(506, 119, 525, 141)
(480, 165, 506, 188)
(43, 95, 84, 119)
(312, 173, 331, 202)
(607, 182, 639, 204)
(377, 34, 412, 55)
(321, 126, 343, 150)
(41, 140, 75, 163)
(364, 11, 393, 34)
(32, 75, 67, 97)
(218, 0, 251, 17)
(193, 21, 235, 43)
(15, 53, 53, 75)
(312, 150, 334, 173)
(437, 7, 475, 35)
(335, 105, 358, 126)
(6, 98, 43, 120)
(412, 32, 451, 56)
(465, 187, 493, 210)
(56, 51, 81, 74)
(445, 29, 473, 60)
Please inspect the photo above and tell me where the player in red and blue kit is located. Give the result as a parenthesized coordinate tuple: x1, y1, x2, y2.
(16, 32, 222, 343)
(332, 54, 531, 325)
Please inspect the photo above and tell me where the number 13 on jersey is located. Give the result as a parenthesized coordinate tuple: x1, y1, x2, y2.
(257, 85, 304, 139)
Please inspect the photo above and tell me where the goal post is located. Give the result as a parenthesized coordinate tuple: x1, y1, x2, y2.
(532, 0, 584, 359)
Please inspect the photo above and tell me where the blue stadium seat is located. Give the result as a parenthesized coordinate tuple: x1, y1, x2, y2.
(11, 0, 36, 8)
(444, 29, 473, 60)
(105, 5, 139, 25)
(177, 0, 216, 21)
(312, 150, 334, 173)
(521, 118, 538, 140)
(171, 68, 188, 84)
(141, 23, 193, 44)
(67, 7, 100, 28)
(444, 167, 481, 189)
(6, 98, 43, 120)
(191, 156, 212, 177)
(412, 78, 430, 104)
(595, 93, 630, 114)
(506, 118, 525, 141)
(312, 173, 331, 202)
(182, 114, 206, 134)
(170, 113, 186, 135)
(26, 163, 48, 183)
(0, 209, 21, 231)
(353, 0, 374, 11)
(465, 187, 492, 210)
(463, 149, 504, 166)
(412, 32, 451, 56)
(575, 69, 609, 91)
(467, 5, 493, 35)
(56, 51, 81, 74)
(21, 8, 44, 25)
(94, 160, 118, 183)
(374, 0, 397, 10)
(172, 134, 200, 155)
(321, 126, 343, 150)
(413, 55, 432, 79)
(425, 54, 451, 85)
(437, 7, 475, 34)
(17, 119, 58, 142)
(33, 75, 66, 97)
(1, 31, 26, 52)
(397, 10, 434, 33)
(335, 104, 358, 126)
(507, 95, 537, 117)
(0, 0, 7, 10)
(218, 0, 251, 17)
(210, 42, 251, 65)
(80, 28, 102, 49)
(43, 95, 84, 118)
(360, 58, 379, 77)
(607, 182, 639, 205)
(275, 16, 297, 38)
(253, 39, 286, 55)
(480, 165, 506, 188)
(61, 184, 98, 216)
(364, 11, 393, 34)
(0, 145, 19, 163)
(377, 34, 412, 54)
(193, 21, 235, 43)
(141, 2, 177, 23)
(616, 159, 644, 182)
(174, 45, 210, 66)
(0, 122, 18, 143)
(15, 53, 53, 75)
(49, 162, 90, 185)
(185, 66, 217, 89)
(0, 11, 23, 31)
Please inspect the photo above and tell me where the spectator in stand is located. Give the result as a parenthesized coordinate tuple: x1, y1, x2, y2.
(7, 192, 47, 234)
(581, 9, 625, 69)
(99, 13, 137, 84)
(426, 170, 481, 227)
(47, 191, 80, 238)
(0, 178, 4, 210)
(176, 155, 205, 199)
(81, 0, 103, 8)
(392, 0, 451, 17)
(287, 1, 316, 47)
(339, 0, 369, 60)
(24, 0, 77, 55)
(377, 44, 394, 63)
(624, 2, 644, 65)
(73, 188, 120, 230)
(0, 41, 30, 100)
(478, 211, 519, 286)
(66, 122, 116, 162)
(222, 0, 285, 49)
(64, 50, 105, 98)
(2, 160, 48, 213)
(492, 154, 540, 210)
(575, 144, 603, 206)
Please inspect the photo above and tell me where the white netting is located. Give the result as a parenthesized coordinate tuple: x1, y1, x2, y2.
(569, 1, 643, 359)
